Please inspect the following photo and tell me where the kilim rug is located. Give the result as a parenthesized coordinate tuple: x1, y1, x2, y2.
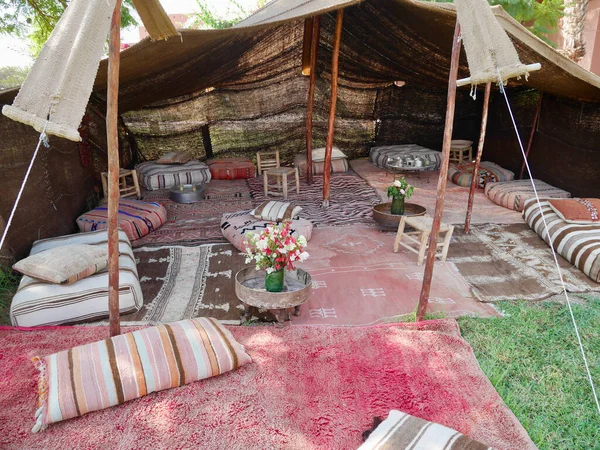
(0, 320, 536, 449)
(448, 223, 600, 302)
(247, 171, 382, 227)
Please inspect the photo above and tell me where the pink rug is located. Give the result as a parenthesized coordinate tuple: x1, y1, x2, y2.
(0, 321, 535, 449)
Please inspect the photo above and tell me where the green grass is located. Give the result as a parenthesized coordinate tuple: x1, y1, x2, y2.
(0, 266, 20, 325)
(458, 297, 600, 450)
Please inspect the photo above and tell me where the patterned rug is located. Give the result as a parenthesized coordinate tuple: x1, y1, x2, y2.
(248, 171, 381, 227)
(448, 223, 600, 302)
(134, 180, 254, 247)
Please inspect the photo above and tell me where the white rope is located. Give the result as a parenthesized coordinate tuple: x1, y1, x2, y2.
(0, 121, 50, 252)
(498, 80, 600, 415)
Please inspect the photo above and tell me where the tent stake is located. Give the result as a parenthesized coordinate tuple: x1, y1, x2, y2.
(107, 0, 122, 337)
(416, 22, 462, 322)
(305, 16, 320, 185)
(519, 92, 543, 180)
(322, 9, 343, 207)
(464, 81, 491, 233)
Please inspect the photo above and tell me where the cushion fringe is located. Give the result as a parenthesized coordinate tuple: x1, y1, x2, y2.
(31, 356, 48, 433)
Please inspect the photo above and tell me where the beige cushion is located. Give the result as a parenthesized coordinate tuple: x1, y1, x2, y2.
(13, 244, 107, 285)
(311, 147, 347, 162)
(548, 198, 600, 224)
(251, 201, 302, 222)
(156, 151, 192, 165)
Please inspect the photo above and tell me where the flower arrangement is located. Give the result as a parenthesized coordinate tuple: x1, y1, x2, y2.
(243, 220, 309, 274)
(387, 177, 414, 200)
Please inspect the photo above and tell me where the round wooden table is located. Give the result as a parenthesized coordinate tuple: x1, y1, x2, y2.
(235, 267, 312, 324)
(372, 202, 427, 229)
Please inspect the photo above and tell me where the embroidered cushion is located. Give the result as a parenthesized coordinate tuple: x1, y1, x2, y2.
(135, 160, 211, 190)
(77, 199, 167, 241)
(359, 410, 491, 450)
(548, 198, 600, 224)
(220, 211, 313, 251)
(251, 201, 302, 222)
(13, 244, 107, 285)
(448, 161, 514, 189)
(156, 151, 193, 165)
(32, 318, 252, 432)
(207, 158, 256, 180)
(485, 179, 571, 211)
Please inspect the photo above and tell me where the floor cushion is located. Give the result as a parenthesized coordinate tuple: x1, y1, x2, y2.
(448, 161, 514, 188)
(135, 160, 211, 190)
(220, 210, 313, 252)
(207, 158, 256, 180)
(10, 229, 142, 327)
(77, 199, 167, 241)
(369, 144, 441, 170)
(523, 198, 600, 282)
(294, 154, 349, 175)
(485, 179, 571, 211)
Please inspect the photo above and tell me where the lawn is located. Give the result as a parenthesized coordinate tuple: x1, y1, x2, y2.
(458, 297, 600, 450)
(0, 267, 19, 326)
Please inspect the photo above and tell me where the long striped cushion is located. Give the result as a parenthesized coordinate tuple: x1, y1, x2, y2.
(135, 160, 211, 190)
(359, 410, 491, 450)
(10, 229, 142, 327)
(293, 154, 349, 175)
(369, 144, 441, 170)
(32, 318, 252, 432)
(523, 198, 600, 282)
(485, 179, 571, 211)
(77, 199, 167, 241)
(448, 161, 514, 188)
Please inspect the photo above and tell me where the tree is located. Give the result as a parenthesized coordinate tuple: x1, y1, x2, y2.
(559, 0, 588, 61)
(0, 0, 138, 57)
(0, 65, 29, 90)
(190, 0, 268, 29)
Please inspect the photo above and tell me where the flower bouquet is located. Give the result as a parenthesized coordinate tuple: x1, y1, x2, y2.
(387, 177, 414, 215)
(243, 220, 309, 292)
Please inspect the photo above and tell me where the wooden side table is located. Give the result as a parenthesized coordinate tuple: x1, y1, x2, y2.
(449, 140, 473, 164)
(393, 215, 454, 266)
(263, 167, 300, 200)
(101, 169, 141, 200)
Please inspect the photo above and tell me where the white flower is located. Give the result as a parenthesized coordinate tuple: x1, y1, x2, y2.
(393, 180, 402, 187)
(266, 267, 275, 274)
(255, 239, 268, 251)
(400, 189, 405, 195)
(299, 251, 309, 262)
(297, 236, 307, 247)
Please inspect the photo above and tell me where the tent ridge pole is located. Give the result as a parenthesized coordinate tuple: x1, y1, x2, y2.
(519, 92, 543, 180)
(416, 22, 461, 322)
(322, 8, 344, 207)
(305, 16, 320, 185)
(465, 81, 491, 233)
(107, 0, 122, 337)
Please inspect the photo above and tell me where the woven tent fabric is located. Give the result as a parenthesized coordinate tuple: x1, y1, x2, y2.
(1, 0, 116, 142)
(454, 0, 528, 86)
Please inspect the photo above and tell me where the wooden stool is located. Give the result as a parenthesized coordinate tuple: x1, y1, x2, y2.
(256, 150, 280, 174)
(393, 215, 454, 266)
(101, 169, 141, 200)
(449, 140, 473, 164)
(264, 167, 300, 200)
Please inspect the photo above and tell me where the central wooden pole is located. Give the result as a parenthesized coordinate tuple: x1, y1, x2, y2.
(107, 0, 122, 337)
(464, 81, 491, 233)
(518, 92, 543, 180)
(322, 9, 343, 207)
(305, 16, 320, 185)
(416, 22, 461, 322)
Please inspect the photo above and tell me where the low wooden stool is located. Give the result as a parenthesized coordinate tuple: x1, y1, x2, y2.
(101, 169, 141, 200)
(393, 215, 454, 266)
(264, 167, 300, 200)
(449, 140, 473, 164)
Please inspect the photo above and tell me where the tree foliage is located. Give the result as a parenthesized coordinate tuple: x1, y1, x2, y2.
(190, 0, 267, 29)
(0, 64, 29, 90)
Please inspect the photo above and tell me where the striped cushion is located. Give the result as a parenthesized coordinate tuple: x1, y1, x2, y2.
(10, 230, 142, 327)
(359, 410, 491, 450)
(293, 154, 349, 175)
(448, 161, 514, 188)
(220, 211, 313, 251)
(369, 144, 441, 170)
(251, 201, 302, 222)
(207, 158, 256, 180)
(77, 199, 167, 241)
(523, 198, 600, 282)
(485, 179, 571, 211)
(135, 160, 211, 190)
(32, 318, 252, 432)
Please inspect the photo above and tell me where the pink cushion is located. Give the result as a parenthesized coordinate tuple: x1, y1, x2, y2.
(77, 199, 167, 241)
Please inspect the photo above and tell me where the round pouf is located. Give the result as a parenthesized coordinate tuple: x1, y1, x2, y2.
(169, 184, 205, 203)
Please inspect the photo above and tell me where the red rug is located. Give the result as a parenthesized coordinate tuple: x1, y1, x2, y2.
(0, 321, 535, 449)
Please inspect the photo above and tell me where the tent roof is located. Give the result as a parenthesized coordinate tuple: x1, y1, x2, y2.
(2, 0, 599, 110)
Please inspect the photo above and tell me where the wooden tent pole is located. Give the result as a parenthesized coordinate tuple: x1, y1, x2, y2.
(464, 81, 491, 233)
(322, 9, 343, 207)
(107, 0, 122, 337)
(305, 16, 320, 185)
(519, 92, 543, 179)
(416, 22, 461, 322)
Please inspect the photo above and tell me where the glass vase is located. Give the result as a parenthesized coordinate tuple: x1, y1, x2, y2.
(265, 269, 285, 292)
(391, 196, 405, 215)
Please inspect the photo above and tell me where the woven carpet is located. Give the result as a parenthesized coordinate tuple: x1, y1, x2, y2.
(248, 171, 381, 227)
(134, 180, 254, 247)
(0, 320, 535, 449)
(448, 223, 600, 302)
